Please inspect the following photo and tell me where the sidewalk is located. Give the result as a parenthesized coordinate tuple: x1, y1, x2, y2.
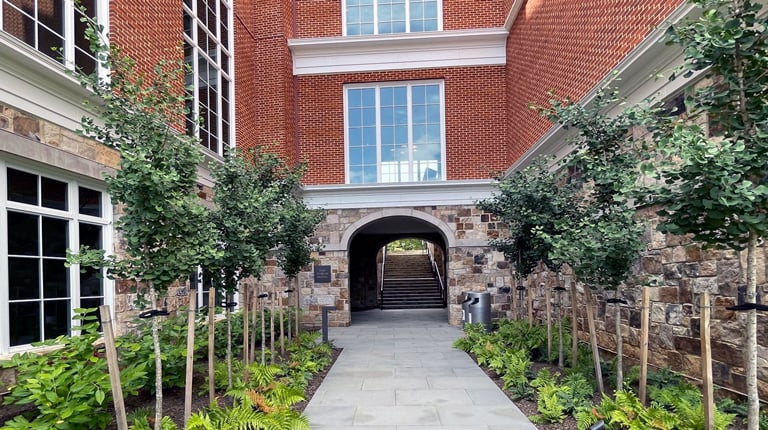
(303, 308, 537, 430)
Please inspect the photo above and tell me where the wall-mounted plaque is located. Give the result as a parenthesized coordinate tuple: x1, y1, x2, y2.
(314, 265, 332, 283)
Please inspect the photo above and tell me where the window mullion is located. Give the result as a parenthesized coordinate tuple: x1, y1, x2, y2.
(406, 85, 414, 182)
(375, 87, 382, 183)
(373, 0, 379, 35)
(63, 0, 76, 70)
(405, 0, 410, 33)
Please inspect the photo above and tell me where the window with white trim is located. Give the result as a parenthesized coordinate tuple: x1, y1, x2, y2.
(183, 0, 234, 156)
(0, 162, 111, 354)
(345, 81, 445, 184)
(0, 0, 106, 75)
(344, 0, 441, 36)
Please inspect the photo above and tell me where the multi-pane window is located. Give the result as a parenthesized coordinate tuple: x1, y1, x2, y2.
(345, 81, 444, 184)
(183, 0, 234, 156)
(0, 0, 104, 75)
(345, 0, 440, 36)
(1, 163, 110, 354)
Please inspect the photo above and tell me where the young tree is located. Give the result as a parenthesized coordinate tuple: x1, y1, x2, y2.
(68, 22, 219, 430)
(206, 149, 281, 387)
(275, 197, 325, 344)
(534, 87, 651, 393)
(647, 1, 768, 426)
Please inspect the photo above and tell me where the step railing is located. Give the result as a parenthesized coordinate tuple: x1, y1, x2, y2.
(379, 246, 387, 309)
(426, 245, 446, 306)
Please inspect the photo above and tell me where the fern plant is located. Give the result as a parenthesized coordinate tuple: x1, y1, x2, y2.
(127, 408, 178, 430)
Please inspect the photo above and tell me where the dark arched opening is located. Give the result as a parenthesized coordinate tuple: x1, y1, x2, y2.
(348, 216, 448, 313)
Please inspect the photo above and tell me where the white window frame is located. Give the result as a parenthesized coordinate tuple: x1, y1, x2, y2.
(0, 0, 109, 79)
(0, 160, 113, 355)
(343, 80, 446, 184)
(183, 0, 236, 157)
(342, 0, 443, 36)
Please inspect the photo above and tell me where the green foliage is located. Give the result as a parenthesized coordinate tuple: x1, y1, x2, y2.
(494, 319, 548, 360)
(452, 323, 488, 352)
(386, 239, 425, 252)
(187, 397, 309, 430)
(717, 398, 768, 430)
(0, 310, 147, 429)
(69, 23, 219, 303)
(119, 307, 207, 392)
(283, 331, 334, 391)
(492, 349, 534, 400)
(529, 369, 568, 424)
(478, 156, 578, 276)
(532, 86, 651, 290)
(590, 387, 735, 430)
(127, 409, 178, 430)
(650, 0, 768, 249)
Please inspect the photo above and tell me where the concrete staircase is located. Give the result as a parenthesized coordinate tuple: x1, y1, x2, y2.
(381, 253, 444, 309)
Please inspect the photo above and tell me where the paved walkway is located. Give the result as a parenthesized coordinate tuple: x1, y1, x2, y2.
(303, 308, 537, 430)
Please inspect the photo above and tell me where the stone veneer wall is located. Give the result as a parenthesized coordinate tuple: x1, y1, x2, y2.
(297, 205, 516, 327)
(522, 209, 768, 400)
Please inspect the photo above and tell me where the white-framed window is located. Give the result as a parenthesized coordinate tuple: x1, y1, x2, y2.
(188, 266, 233, 311)
(0, 160, 112, 355)
(0, 0, 108, 75)
(343, 0, 441, 36)
(183, 0, 235, 156)
(344, 80, 445, 184)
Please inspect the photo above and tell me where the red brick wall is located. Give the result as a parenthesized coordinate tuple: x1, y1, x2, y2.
(296, 0, 506, 38)
(443, 0, 507, 29)
(110, 0, 183, 78)
(505, 0, 683, 161)
(235, 0, 298, 162)
(296, 67, 507, 185)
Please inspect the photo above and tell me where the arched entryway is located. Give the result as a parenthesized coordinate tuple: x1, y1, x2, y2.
(345, 213, 451, 321)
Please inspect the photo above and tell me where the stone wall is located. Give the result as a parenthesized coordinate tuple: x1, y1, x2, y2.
(522, 212, 768, 400)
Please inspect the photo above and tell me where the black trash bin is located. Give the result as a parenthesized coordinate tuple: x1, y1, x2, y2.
(466, 291, 491, 332)
(461, 292, 473, 326)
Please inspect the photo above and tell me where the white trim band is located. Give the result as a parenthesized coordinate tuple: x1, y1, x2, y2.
(289, 28, 508, 75)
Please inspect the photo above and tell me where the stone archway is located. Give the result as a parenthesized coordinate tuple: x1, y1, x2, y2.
(343, 210, 452, 317)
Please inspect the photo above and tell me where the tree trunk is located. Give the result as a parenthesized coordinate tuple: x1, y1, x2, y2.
(615, 284, 623, 392)
(250, 290, 257, 364)
(279, 285, 285, 355)
(243, 285, 249, 366)
(261, 285, 266, 364)
(150, 287, 163, 430)
(226, 306, 232, 389)
(584, 286, 604, 395)
(545, 276, 552, 362)
(746, 232, 759, 430)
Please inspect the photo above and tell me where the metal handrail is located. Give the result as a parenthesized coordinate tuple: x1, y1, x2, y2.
(379, 246, 387, 308)
(426, 244, 446, 306)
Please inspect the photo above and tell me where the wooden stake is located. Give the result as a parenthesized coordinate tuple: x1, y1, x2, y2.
(527, 281, 534, 327)
(584, 286, 604, 395)
(270, 285, 275, 363)
(250, 289, 257, 362)
(261, 286, 266, 365)
(701, 292, 715, 430)
(243, 286, 249, 366)
(207, 289, 215, 405)
(99, 305, 128, 430)
(638, 287, 650, 405)
(545, 277, 552, 362)
(183, 290, 197, 425)
(570, 277, 578, 369)
(295, 277, 301, 338)
(615, 284, 623, 392)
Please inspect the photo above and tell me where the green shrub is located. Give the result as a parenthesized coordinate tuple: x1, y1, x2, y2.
(529, 368, 568, 424)
(1, 310, 147, 430)
(119, 307, 207, 392)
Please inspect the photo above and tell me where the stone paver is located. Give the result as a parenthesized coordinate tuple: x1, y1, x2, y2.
(304, 309, 537, 429)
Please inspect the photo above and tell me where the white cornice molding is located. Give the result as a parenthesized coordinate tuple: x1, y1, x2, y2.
(505, 3, 704, 175)
(504, 0, 525, 31)
(302, 179, 497, 209)
(0, 32, 93, 132)
(288, 28, 508, 75)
